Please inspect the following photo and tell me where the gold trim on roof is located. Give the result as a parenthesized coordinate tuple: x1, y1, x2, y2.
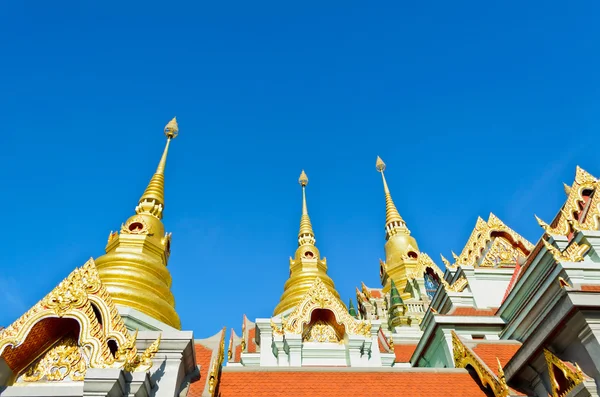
(452, 331, 509, 397)
(542, 239, 590, 263)
(408, 253, 468, 293)
(0, 258, 160, 381)
(444, 214, 533, 269)
(538, 167, 600, 236)
(544, 349, 584, 397)
(282, 278, 372, 338)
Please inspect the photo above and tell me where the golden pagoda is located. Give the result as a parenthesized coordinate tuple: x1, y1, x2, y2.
(273, 170, 341, 315)
(376, 156, 420, 294)
(95, 117, 181, 329)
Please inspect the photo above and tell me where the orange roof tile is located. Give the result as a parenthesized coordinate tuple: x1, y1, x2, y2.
(581, 285, 600, 292)
(370, 289, 383, 299)
(188, 343, 214, 397)
(247, 327, 257, 353)
(218, 371, 489, 396)
(470, 342, 521, 377)
(394, 344, 417, 362)
(448, 307, 498, 316)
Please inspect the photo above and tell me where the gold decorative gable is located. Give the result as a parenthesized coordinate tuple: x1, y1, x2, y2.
(281, 278, 371, 338)
(0, 258, 160, 383)
(452, 331, 509, 397)
(544, 349, 585, 397)
(409, 253, 468, 293)
(445, 214, 533, 269)
(537, 167, 600, 236)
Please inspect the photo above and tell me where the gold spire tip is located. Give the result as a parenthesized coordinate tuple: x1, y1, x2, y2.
(164, 117, 179, 139)
(299, 170, 309, 186)
(376, 156, 386, 172)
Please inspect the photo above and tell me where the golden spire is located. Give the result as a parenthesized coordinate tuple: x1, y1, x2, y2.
(273, 171, 341, 315)
(376, 156, 408, 239)
(96, 117, 181, 329)
(298, 170, 316, 244)
(136, 117, 179, 219)
(376, 156, 421, 295)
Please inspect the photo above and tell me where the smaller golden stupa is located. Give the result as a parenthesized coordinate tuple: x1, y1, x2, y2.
(273, 170, 341, 315)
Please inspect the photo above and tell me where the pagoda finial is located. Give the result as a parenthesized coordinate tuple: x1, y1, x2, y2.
(376, 156, 408, 240)
(136, 117, 179, 219)
(298, 170, 315, 244)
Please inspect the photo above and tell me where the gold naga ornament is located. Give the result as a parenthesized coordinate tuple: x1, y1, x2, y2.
(96, 117, 181, 329)
(544, 349, 585, 397)
(452, 331, 510, 397)
(0, 258, 161, 383)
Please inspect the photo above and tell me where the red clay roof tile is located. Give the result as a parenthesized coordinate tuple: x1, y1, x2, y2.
(394, 344, 418, 362)
(448, 307, 498, 316)
(471, 342, 521, 376)
(188, 343, 214, 397)
(218, 371, 489, 396)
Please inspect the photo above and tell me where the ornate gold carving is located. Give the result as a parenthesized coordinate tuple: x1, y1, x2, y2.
(539, 167, 600, 236)
(409, 253, 467, 293)
(22, 336, 86, 382)
(43, 276, 88, 317)
(121, 216, 151, 235)
(270, 319, 284, 337)
(282, 278, 372, 338)
(447, 276, 468, 293)
(543, 239, 590, 263)
(207, 329, 226, 396)
(446, 214, 532, 269)
(544, 349, 584, 397)
(452, 331, 509, 397)
(303, 321, 341, 343)
(0, 258, 141, 379)
(115, 330, 161, 372)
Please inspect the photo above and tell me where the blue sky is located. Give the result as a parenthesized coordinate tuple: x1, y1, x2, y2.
(1, 1, 599, 337)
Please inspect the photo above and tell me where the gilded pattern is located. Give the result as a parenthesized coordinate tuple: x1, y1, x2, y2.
(0, 258, 160, 382)
(282, 278, 372, 338)
(207, 329, 226, 396)
(303, 321, 341, 343)
(22, 336, 87, 382)
(544, 349, 584, 397)
(445, 214, 533, 269)
(408, 253, 468, 293)
(452, 331, 509, 397)
(542, 239, 590, 263)
(537, 167, 600, 236)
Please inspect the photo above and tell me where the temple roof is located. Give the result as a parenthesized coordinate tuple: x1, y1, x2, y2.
(218, 369, 491, 397)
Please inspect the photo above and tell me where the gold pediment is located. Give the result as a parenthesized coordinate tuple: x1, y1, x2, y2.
(0, 258, 160, 384)
(281, 278, 371, 338)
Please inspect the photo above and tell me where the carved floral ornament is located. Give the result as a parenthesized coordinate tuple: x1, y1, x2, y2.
(443, 214, 533, 269)
(452, 331, 510, 397)
(0, 258, 161, 383)
(274, 278, 372, 339)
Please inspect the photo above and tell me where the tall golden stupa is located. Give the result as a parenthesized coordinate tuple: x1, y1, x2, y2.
(376, 156, 421, 294)
(273, 170, 341, 315)
(95, 117, 181, 329)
